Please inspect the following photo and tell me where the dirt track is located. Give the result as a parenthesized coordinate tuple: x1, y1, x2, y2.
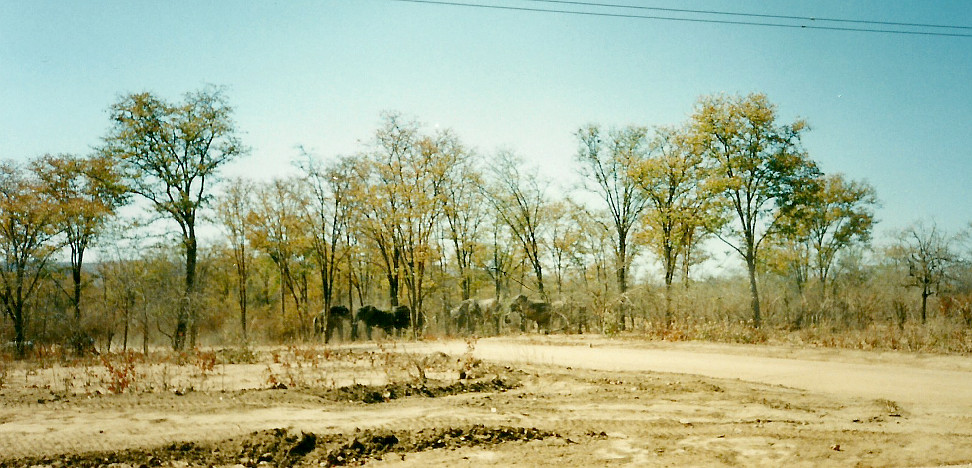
(421, 337, 972, 411)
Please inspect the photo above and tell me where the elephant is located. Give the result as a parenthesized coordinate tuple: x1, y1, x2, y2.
(450, 299, 482, 335)
(313, 305, 352, 343)
(450, 298, 502, 335)
(352, 305, 395, 340)
(393, 305, 419, 336)
(352, 305, 419, 340)
(508, 294, 569, 334)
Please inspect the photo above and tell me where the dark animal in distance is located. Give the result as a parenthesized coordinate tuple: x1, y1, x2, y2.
(313, 305, 352, 343)
(509, 294, 569, 334)
(353, 305, 416, 340)
(393, 305, 414, 336)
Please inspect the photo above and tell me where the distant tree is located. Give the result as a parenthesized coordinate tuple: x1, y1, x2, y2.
(354, 114, 416, 310)
(247, 178, 313, 339)
(297, 154, 355, 342)
(893, 221, 957, 324)
(782, 173, 878, 299)
(31, 153, 127, 351)
(442, 152, 486, 301)
(103, 87, 246, 349)
(95, 221, 152, 353)
(215, 177, 253, 342)
(485, 150, 551, 299)
(689, 93, 819, 327)
(481, 216, 517, 301)
(351, 113, 462, 335)
(393, 129, 460, 335)
(548, 200, 585, 297)
(630, 126, 716, 323)
(0, 161, 62, 357)
(576, 124, 650, 296)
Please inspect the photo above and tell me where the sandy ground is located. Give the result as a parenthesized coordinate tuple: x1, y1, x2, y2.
(1, 336, 972, 467)
(420, 336, 972, 410)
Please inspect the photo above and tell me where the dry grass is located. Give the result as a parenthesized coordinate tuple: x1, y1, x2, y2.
(0, 340, 482, 398)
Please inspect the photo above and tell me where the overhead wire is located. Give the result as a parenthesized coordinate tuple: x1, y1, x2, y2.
(383, 0, 972, 38)
(524, 0, 972, 31)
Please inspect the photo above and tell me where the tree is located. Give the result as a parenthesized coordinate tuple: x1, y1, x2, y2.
(894, 221, 957, 324)
(0, 161, 62, 357)
(485, 150, 551, 299)
(247, 178, 313, 339)
(784, 173, 878, 298)
(103, 87, 246, 349)
(442, 152, 486, 301)
(630, 125, 716, 323)
(548, 200, 584, 297)
(298, 154, 354, 342)
(576, 125, 651, 297)
(31, 153, 127, 350)
(215, 177, 253, 342)
(355, 114, 415, 310)
(352, 113, 461, 335)
(395, 130, 460, 335)
(689, 93, 819, 327)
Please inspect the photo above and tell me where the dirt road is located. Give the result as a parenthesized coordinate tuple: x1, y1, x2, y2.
(422, 337, 972, 411)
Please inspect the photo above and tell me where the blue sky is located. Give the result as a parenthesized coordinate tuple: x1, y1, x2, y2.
(2, 0, 971, 240)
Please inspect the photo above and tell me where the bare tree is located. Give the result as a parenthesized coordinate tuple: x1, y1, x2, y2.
(298, 154, 355, 342)
(215, 177, 253, 342)
(894, 221, 957, 324)
(442, 151, 486, 301)
(485, 151, 551, 300)
(576, 124, 650, 295)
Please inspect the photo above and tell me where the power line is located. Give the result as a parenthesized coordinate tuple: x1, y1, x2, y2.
(525, 0, 972, 31)
(384, 0, 972, 38)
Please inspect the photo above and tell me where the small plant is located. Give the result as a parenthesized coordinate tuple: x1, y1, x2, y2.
(193, 350, 217, 374)
(458, 337, 480, 380)
(101, 352, 138, 394)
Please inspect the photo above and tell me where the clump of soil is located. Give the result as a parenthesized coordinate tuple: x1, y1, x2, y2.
(3, 425, 558, 467)
(323, 376, 519, 404)
(325, 425, 556, 466)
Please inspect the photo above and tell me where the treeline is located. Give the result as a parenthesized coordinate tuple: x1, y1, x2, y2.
(2, 88, 971, 357)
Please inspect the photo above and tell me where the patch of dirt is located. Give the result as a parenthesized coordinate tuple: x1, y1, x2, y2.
(2, 425, 559, 467)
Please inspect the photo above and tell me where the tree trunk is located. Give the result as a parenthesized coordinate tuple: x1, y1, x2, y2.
(13, 311, 26, 358)
(617, 237, 628, 294)
(664, 281, 673, 327)
(746, 252, 762, 328)
(142, 313, 149, 354)
(921, 283, 930, 324)
(72, 263, 82, 322)
(123, 308, 130, 352)
(175, 235, 197, 351)
(238, 244, 248, 342)
(534, 263, 546, 301)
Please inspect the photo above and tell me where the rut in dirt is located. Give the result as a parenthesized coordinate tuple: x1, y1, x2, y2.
(3, 425, 560, 467)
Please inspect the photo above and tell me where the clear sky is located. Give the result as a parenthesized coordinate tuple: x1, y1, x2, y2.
(2, 0, 971, 240)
